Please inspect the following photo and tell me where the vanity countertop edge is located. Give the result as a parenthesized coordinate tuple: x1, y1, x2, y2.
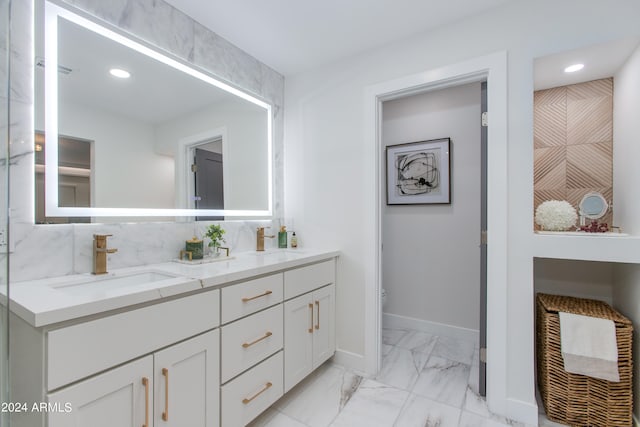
(7, 249, 340, 328)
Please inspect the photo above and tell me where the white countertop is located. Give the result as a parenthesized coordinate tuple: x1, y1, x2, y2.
(7, 248, 339, 328)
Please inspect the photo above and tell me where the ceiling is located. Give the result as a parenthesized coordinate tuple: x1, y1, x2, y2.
(164, 0, 513, 76)
(534, 37, 640, 91)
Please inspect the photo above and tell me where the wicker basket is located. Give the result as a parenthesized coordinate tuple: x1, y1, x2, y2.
(536, 293, 633, 427)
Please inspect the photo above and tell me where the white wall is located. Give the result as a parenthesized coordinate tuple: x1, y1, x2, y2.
(534, 258, 613, 304)
(612, 265, 640, 423)
(382, 83, 481, 331)
(612, 42, 640, 424)
(35, 101, 175, 210)
(614, 44, 640, 234)
(155, 100, 269, 211)
(284, 0, 640, 420)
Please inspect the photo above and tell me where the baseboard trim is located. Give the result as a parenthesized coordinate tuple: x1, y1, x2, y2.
(383, 312, 479, 345)
(332, 349, 366, 375)
(505, 397, 539, 426)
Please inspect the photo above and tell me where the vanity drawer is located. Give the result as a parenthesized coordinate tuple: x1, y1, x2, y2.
(221, 273, 283, 324)
(284, 260, 335, 299)
(47, 290, 219, 391)
(221, 351, 284, 427)
(221, 304, 283, 383)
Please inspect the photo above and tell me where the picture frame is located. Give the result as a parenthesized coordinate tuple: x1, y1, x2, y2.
(386, 138, 451, 205)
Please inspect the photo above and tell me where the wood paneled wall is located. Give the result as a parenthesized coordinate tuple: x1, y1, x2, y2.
(534, 78, 613, 228)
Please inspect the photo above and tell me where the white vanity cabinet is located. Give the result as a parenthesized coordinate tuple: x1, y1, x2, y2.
(10, 252, 338, 427)
(283, 260, 336, 392)
(153, 330, 219, 427)
(47, 356, 153, 427)
(47, 329, 219, 427)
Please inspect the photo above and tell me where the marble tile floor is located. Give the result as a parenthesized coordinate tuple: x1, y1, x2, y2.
(249, 327, 529, 427)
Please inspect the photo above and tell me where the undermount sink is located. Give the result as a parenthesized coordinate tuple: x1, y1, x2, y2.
(51, 270, 182, 297)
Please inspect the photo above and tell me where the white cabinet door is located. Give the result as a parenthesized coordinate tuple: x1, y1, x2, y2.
(312, 284, 335, 369)
(283, 293, 314, 392)
(154, 330, 219, 427)
(48, 356, 153, 427)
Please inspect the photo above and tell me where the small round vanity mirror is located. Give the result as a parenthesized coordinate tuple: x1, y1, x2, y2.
(579, 192, 608, 219)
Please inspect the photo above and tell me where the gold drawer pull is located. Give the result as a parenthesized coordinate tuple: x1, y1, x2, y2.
(162, 368, 169, 421)
(242, 290, 273, 302)
(308, 303, 314, 333)
(142, 377, 150, 427)
(242, 382, 272, 404)
(315, 300, 320, 330)
(242, 331, 273, 348)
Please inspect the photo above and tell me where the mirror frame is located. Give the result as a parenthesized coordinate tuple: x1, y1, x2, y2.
(579, 191, 608, 220)
(43, 1, 273, 218)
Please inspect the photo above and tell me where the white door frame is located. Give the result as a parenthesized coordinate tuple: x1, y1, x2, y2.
(363, 51, 510, 416)
(176, 127, 228, 211)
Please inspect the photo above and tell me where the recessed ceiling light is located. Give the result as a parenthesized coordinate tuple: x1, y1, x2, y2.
(564, 63, 584, 73)
(109, 68, 131, 79)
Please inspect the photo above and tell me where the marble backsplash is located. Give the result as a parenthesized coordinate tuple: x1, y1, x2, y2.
(3, 0, 285, 282)
(10, 219, 277, 282)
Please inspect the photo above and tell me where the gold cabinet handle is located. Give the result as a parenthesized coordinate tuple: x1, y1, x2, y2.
(142, 377, 149, 427)
(315, 300, 320, 330)
(308, 303, 314, 333)
(242, 331, 273, 348)
(242, 290, 273, 302)
(162, 368, 169, 421)
(242, 382, 272, 404)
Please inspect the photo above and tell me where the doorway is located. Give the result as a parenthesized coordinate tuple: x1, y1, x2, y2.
(192, 139, 224, 221)
(363, 52, 509, 415)
(380, 81, 487, 398)
(179, 127, 228, 220)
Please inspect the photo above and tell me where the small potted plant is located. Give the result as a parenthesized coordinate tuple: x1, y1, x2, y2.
(204, 224, 226, 256)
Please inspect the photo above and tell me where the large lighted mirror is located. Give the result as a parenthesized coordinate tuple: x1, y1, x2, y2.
(35, 1, 272, 222)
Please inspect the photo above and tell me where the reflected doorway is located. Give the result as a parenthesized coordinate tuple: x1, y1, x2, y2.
(34, 131, 92, 224)
(191, 138, 224, 221)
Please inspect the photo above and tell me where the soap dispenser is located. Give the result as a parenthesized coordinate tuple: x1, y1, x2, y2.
(278, 226, 288, 248)
(290, 232, 298, 248)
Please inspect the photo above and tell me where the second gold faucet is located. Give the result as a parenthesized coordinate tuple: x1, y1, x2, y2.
(256, 227, 275, 251)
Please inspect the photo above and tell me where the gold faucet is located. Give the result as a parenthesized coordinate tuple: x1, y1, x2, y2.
(256, 227, 275, 251)
(93, 234, 118, 275)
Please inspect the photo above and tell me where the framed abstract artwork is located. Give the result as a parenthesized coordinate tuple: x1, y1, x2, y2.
(386, 138, 451, 205)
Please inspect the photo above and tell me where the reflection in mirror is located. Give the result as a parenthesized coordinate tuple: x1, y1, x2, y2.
(35, 1, 272, 221)
(35, 131, 92, 224)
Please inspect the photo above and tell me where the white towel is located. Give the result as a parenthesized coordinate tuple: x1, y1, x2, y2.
(559, 312, 619, 382)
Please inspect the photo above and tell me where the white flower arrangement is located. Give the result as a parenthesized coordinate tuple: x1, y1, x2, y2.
(535, 200, 578, 231)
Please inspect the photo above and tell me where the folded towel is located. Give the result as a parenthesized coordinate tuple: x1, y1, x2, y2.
(559, 311, 619, 382)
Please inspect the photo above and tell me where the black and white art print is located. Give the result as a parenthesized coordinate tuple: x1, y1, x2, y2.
(386, 138, 451, 205)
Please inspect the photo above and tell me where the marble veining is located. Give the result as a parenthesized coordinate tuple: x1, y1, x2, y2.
(375, 346, 430, 391)
(249, 327, 528, 427)
(10, 219, 278, 282)
(394, 394, 461, 427)
(431, 334, 476, 365)
(382, 327, 409, 346)
(61, 0, 129, 25)
(8, 0, 33, 105)
(412, 356, 471, 408)
(396, 330, 438, 354)
(120, 0, 195, 62)
(329, 379, 409, 427)
(275, 363, 362, 427)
